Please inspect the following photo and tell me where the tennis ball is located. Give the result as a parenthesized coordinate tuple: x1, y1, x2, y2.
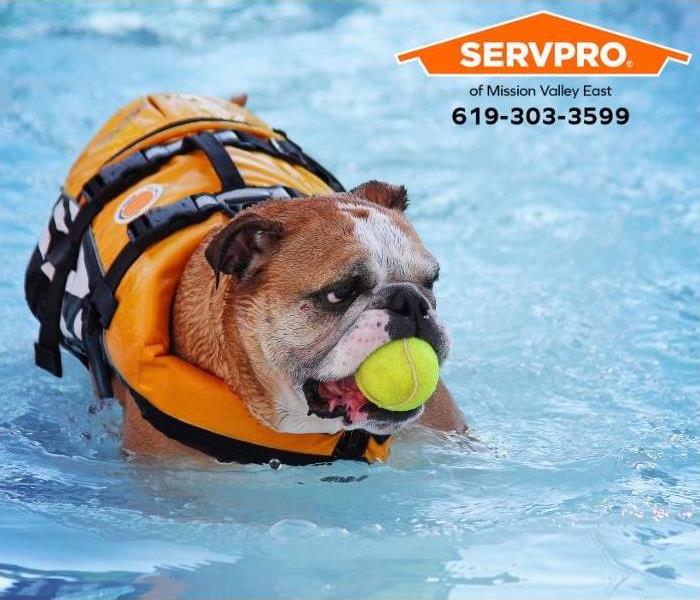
(354, 337, 439, 412)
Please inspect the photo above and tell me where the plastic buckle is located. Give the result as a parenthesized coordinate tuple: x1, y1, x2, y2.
(194, 194, 218, 209)
(127, 196, 200, 242)
(217, 187, 284, 215)
(144, 139, 184, 163)
(217, 188, 272, 204)
(99, 151, 150, 188)
(153, 196, 199, 228)
(215, 130, 239, 144)
(232, 130, 261, 150)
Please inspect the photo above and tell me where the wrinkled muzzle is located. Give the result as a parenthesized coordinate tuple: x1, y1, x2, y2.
(302, 284, 450, 434)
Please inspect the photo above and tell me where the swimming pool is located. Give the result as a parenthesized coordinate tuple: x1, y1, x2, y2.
(1, 1, 698, 598)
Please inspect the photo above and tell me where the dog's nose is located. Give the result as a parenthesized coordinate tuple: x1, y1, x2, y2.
(386, 285, 429, 321)
(383, 284, 445, 359)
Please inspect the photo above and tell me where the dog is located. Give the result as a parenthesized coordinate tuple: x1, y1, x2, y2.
(28, 93, 466, 462)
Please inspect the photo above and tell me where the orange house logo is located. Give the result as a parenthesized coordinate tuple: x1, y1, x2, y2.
(396, 11, 691, 77)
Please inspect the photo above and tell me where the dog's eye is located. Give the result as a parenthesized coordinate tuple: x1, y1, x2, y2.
(324, 285, 358, 305)
(325, 290, 348, 304)
(316, 278, 362, 310)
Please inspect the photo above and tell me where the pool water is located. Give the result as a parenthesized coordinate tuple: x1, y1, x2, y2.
(1, 1, 699, 598)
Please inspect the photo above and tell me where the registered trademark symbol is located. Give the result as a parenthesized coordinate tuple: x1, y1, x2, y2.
(626, 59, 633, 68)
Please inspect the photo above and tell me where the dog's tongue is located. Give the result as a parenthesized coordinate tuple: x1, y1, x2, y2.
(317, 376, 368, 422)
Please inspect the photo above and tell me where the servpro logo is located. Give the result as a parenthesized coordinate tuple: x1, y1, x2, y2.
(461, 41, 627, 70)
(396, 11, 691, 77)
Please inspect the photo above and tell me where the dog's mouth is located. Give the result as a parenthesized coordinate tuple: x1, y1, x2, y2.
(303, 377, 422, 428)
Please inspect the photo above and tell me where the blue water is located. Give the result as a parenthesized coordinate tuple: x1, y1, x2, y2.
(1, 1, 699, 598)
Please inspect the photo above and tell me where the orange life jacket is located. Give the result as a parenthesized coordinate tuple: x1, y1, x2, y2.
(25, 93, 391, 465)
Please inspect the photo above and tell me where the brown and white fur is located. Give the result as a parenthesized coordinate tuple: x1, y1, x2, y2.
(114, 100, 466, 459)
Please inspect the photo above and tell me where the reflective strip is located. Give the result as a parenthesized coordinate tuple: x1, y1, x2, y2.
(38, 227, 51, 258)
(66, 195, 79, 219)
(53, 201, 68, 234)
(41, 261, 55, 280)
(65, 246, 89, 299)
(72, 309, 84, 341)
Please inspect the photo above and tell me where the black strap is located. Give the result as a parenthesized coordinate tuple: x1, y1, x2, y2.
(332, 430, 370, 460)
(82, 301, 114, 398)
(34, 126, 343, 376)
(89, 186, 296, 328)
(34, 153, 165, 375)
(129, 387, 342, 465)
(80, 129, 342, 205)
(187, 132, 245, 191)
(232, 130, 344, 193)
(127, 185, 298, 240)
(33, 133, 238, 376)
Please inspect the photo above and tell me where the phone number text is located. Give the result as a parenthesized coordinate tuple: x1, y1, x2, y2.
(452, 106, 629, 126)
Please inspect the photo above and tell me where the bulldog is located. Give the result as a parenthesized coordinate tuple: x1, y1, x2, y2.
(116, 179, 466, 457)
(26, 92, 467, 461)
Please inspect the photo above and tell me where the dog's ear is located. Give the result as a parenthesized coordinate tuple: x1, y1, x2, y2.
(351, 180, 408, 212)
(205, 213, 284, 287)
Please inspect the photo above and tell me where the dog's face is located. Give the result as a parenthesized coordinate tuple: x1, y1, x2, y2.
(205, 181, 450, 436)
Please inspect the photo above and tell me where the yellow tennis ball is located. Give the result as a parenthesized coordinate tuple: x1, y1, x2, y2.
(354, 337, 439, 412)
